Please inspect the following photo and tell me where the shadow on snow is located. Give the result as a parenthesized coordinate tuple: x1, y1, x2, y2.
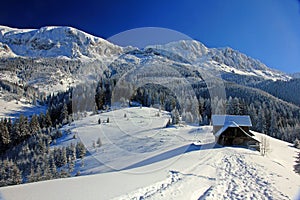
(122, 142, 215, 170)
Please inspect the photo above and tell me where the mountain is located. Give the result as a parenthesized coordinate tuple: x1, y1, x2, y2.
(146, 40, 290, 81)
(0, 25, 124, 59)
(0, 26, 290, 81)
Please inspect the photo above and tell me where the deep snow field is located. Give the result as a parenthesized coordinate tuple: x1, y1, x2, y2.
(0, 107, 299, 200)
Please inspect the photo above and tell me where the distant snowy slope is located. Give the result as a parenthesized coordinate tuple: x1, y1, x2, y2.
(147, 40, 290, 81)
(0, 26, 123, 59)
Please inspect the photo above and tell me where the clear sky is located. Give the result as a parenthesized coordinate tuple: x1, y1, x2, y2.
(0, 0, 300, 73)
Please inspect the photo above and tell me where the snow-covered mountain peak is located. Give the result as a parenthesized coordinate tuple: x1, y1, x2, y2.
(0, 25, 292, 85)
(0, 25, 35, 36)
(146, 39, 290, 81)
(146, 40, 209, 63)
(0, 25, 124, 59)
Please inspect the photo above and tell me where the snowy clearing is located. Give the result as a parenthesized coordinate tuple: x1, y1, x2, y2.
(0, 107, 299, 200)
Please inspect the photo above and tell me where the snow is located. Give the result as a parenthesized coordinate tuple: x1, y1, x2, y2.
(0, 25, 124, 59)
(211, 115, 252, 127)
(0, 107, 299, 200)
(0, 97, 46, 119)
(146, 40, 291, 81)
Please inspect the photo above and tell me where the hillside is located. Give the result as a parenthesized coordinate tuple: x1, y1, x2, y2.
(0, 107, 299, 200)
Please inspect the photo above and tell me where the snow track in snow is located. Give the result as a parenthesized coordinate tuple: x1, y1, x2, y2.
(115, 148, 293, 200)
(202, 150, 290, 200)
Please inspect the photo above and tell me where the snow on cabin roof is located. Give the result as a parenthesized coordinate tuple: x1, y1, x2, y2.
(214, 123, 255, 138)
(212, 115, 252, 127)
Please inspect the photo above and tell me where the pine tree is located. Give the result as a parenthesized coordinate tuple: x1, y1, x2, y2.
(19, 114, 30, 138)
(48, 154, 58, 178)
(35, 165, 42, 181)
(42, 162, 52, 181)
(60, 103, 69, 125)
(11, 163, 22, 185)
(45, 111, 52, 127)
(0, 160, 6, 186)
(294, 151, 300, 174)
(68, 159, 75, 173)
(1, 160, 23, 186)
(294, 138, 300, 149)
(54, 147, 67, 167)
(76, 142, 86, 159)
(39, 112, 46, 128)
(66, 143, 76, 163)
(59, 169, 70, 178)
(171, 109, 180, 125)
(61, 147, 67, 166)
(30, 114, 41, 134)
(0, 121, 11, 150)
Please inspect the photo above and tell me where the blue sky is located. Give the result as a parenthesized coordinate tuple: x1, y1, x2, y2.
(0, 0, 300, 73)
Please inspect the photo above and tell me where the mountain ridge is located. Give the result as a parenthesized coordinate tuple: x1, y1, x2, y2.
(0, 25, 124, 59)
(0, 25, 291, 81)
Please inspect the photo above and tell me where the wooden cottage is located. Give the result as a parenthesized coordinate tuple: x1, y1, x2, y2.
(212, 115, 259, 150)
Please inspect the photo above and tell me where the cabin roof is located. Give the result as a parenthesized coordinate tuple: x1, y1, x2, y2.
(212, 115, 252, 127)
(214, 124, 254, 138)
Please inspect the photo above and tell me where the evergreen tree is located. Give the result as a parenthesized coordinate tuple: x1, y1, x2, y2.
(45, 111, 52, 127)
(30, 114, 40, 134)
(10, 163, 22, 185)
(294, 151, 300, 174)
(171, 109, 180, 125)
(48, 154, 58, 178)
(294, 138, 300, 149)
(54, 147, 67, 167)
(42, 162, 52, 181)
(76, 142, 86, 159)
(0, 121, 11, 149)
(66, 143, 76, 162)
(59, 169, 70, 178)
(60, 103, 69, 125)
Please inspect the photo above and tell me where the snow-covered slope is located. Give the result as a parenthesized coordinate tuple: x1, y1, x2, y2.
(146, 40, 290, 81)
(0, 25, 123, 59)
(0, 107, 299, 200)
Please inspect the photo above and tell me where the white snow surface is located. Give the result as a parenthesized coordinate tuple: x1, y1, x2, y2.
(0, 97, 46, 119)
(0, 107, 299, 200)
